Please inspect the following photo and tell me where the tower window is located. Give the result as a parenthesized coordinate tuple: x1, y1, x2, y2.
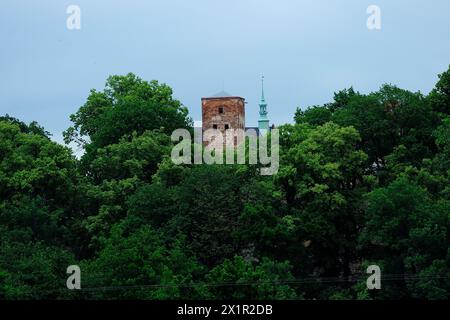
(219, 107, 224, 114)
(225, 124, 229, 130)
(213, 124, 218, 129)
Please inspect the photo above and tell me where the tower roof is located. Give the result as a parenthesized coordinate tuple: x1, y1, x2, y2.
(203, 91, 244, 101)
(211, 90, 232, 98)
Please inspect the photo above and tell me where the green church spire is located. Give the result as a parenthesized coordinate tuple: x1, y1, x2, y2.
(259, 75, 268, 118)
(258, 75, 270, 133)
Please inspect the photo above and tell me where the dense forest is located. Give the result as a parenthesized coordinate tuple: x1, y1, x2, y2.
(0, 67, 449, 300)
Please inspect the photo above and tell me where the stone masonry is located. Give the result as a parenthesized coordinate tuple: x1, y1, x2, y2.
(202, 95, 245, 146)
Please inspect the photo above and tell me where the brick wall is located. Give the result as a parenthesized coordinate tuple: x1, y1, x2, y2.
(201, 96, 245, 146)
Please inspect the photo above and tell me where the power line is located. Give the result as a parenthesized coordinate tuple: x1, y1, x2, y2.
(31, 274, 450, 294)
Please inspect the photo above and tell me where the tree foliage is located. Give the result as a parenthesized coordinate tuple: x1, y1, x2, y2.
(1, 67, 450, 300)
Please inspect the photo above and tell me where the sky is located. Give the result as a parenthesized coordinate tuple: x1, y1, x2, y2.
(0, 0, 449, 145)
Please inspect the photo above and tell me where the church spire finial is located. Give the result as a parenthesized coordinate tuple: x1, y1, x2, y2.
(261, 74, 265, 102)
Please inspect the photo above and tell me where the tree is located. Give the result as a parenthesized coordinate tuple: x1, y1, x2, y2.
(427, 65, 450, 116)
(167, 165, 244, 266)
(294, 88, 357, 126)
(0, 120, 80, 245)
(294, 105, 332, 126)
(204, 256, 299, 299)
(276, 122, 370, 279)
(126, 182, 176, 229)
(359, 176, 450, 299)
(0, 114, 50, 137)
(329, 84, 441, 184)
(81, 217, 204, 299)
(0, 237, 75, 299)
(87, 130, 172, 183)
(332, 91, 394, 172)
(64, 73, 192, 151)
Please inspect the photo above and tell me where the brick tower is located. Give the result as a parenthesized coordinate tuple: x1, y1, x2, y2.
(201, 91, 245, 146)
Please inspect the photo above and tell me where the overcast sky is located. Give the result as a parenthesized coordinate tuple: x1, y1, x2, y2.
(1, 0, 449, 144)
